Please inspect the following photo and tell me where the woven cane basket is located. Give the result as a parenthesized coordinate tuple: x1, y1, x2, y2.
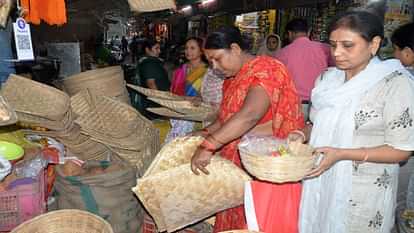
(1, 74, 70, 121)
(127, 84, 183, 100)
(239, 140, 316, 183)
(144, 136, 203, 177)
(148, 97, 214, 116)
(10, 209, 114, 233)
(62, 66, 130, 104)
(133, 156, 251, 232)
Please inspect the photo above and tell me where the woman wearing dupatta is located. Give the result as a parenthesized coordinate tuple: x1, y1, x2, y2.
(190, 26, 304, 233)
(288, 11, 414, 233)
(165, 37, 207, 143)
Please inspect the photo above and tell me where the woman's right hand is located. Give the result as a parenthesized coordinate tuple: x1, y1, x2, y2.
(191, 147, 214, 175)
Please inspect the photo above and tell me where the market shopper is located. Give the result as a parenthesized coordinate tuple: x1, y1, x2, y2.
(191, 26, 304, 233)
(391, 22, 414, 76)
(134, 38, 170, 119)
(290, 11, 414, 233)
(164, 37, 207, 142)
(257, 34, 281, 58)
(275, 18, 332, 120)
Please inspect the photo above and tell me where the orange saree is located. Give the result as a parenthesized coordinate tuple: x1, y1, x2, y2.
(213, 56, 304, 233)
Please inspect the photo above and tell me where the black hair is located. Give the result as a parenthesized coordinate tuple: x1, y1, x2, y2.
(267, 34, 279, 43)
(286, 19, 308, 33)
(391, 22, 414, 50)
(328, 11, 384, 42)
(185, 37, 204, 49)
(204, 26, 248, 51)
(142, 38, 159, 51)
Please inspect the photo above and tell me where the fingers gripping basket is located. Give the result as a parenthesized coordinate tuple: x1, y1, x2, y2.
(10, 209, 114, 233)
(239, 138, 316, 183)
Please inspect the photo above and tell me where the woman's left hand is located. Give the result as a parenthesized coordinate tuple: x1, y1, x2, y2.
(306, 147, 344, 178)
(191, 147, 214, 175)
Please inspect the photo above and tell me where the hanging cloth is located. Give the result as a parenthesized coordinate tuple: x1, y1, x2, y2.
(21, 0, 66, 26)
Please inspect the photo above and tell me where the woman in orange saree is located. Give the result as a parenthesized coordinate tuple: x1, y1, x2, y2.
(191, 26, 304, 233)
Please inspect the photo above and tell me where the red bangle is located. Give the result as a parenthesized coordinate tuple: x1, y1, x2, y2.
(200, 139, 217, 152)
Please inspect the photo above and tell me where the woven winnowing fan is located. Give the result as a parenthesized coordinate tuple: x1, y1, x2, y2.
(127, 84, 184, 100)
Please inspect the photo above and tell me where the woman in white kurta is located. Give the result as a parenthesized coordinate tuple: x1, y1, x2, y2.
(288, 11, 414, 233)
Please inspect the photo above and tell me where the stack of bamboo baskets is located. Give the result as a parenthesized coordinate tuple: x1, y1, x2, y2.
(61, 66, 130, 105)
(1, 75, 160, 175)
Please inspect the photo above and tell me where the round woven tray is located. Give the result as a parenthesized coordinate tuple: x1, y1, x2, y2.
(239, 141, 316, 183)
(10, 209, 114, 233)
(147, 97, 214, 115)
(127, 84, 184, 100)
(1, 74, 70, 121)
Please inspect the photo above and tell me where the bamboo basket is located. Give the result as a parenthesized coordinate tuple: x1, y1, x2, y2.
(127, 84, 183, 100)
(10, 209, 114, 233)
(133, 156, 251, 232)
(1, 74, 70, 121)
(144, 136, 203, 177)
(62, 66, 130, 104)
(239, 140, 316, 183)
(148, 97, 214, 115)
(127, 0, 176, 12)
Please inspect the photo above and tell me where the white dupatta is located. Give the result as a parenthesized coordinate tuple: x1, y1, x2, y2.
(299, 57, 409, 233)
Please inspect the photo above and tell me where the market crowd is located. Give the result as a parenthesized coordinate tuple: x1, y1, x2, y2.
(133, 9, 414, 233)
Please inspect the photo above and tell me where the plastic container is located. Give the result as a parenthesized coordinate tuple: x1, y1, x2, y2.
(0, 170, 46, 232)
(0, 141, 24, 165)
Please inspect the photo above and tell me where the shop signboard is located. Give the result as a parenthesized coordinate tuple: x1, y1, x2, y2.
(12, 17, 34, 61)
